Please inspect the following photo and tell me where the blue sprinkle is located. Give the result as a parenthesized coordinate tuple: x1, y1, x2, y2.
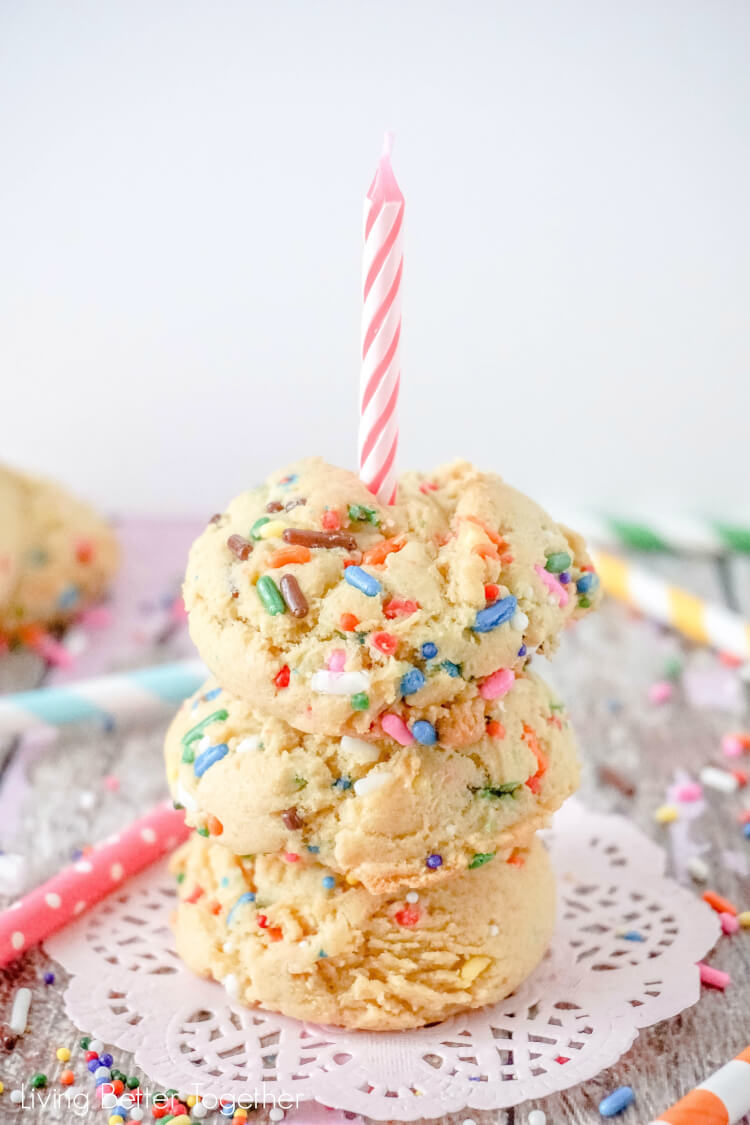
(99, 1053, 113, 1068)
(473, 595, 517, 633)
(620, 930, 645, 942)
(194, 742, 230, 778)
(87, 1059, 102, 1073)
(517, 644, 527, 657)
(220, 876, 230, 887)
(322, 875, 336, 889)
(426, 853, 443, 869)
(344, 566, 382, 597)
(220, 1105, 235, 1117)
(280, 473, 298, 486)
(204, 687, 222, 701)
(318, 949, 328, 958)
(441, 660, 461, 678)
(558, 571, 571, 584)
(401, 667, 426, 696)
(227, 891, 256, 925)
(743, 822, 750, 838)
(332, 776, 352, 790)
(412, 720, 437, 745)
(43, 972, 55, 985)
(576, 572, 599, 594)
(57, 585, 80, 609)
(599, 1086, 634, 1117)
(421, 642, 438, 659)
(94, 1066, 111, 1081)
(306, 844, 320, 854)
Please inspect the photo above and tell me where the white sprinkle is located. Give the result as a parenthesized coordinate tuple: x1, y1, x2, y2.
(10, 1090, 23, 1104)
(488, 924, 500, 936)
(511, 609, 529, 631)
(222, 972, 239, 999)
(129, 1109, 145, 1122)
(528, 1112, 547, 1125)
(78, 790, 96, 811)
(118, 1094, 134, 1110)
(10, 932, 24, 951)
(687, 856, 710, 883)
(0, 854, 27, 896)
(44, 893, 61, 909)
(699, 766, 738, 794)
(89, 1038, 104, 1054)
(269, 1110, 285, 1122)
(140, 827, 157, 844)
(73, 900, 87, 914)
(110, 863, 124, 881)
(101, 1092, 117, 1109)
(74, 860, 93, 874)
(461, 1118, 478, 1125)
(405, 892, 419, 904)
(191, 1103, 208, 1120)
(235, 735, 261, 754)
(341, 735, 381, 763)
(353, 773, 390, 797)
(198, 735, 212, 751)
(175, 783, 198, 812)
(222, 940, 235, 953)
(310, 670, 371, 696)
(9, 987, 32, 1034)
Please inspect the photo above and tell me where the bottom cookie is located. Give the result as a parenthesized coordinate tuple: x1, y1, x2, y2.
(171, 832, 555, 1031)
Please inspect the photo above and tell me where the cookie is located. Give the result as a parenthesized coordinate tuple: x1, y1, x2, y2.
(0, 469, 24, 610)
(165, 669, 578, 894)
(171, 831, 555, 1030)
(184, 458, 600, 735)
(0, 467, 119, 634)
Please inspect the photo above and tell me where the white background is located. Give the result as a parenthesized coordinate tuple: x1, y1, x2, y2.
(1, 1, 748, 516)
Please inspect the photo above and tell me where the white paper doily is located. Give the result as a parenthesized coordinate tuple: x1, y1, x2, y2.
(45, 800, 720, 1121)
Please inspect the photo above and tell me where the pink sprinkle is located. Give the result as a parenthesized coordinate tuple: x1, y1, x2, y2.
(648, 681, 673, 704)
(35, 635, 74, 668)
(720, 912, 739, 935)
(283, 852, 300, 863)
(721, 734, 745, 758)
(76, 605, 114, 629)
(673, 782, 702, 803)
(381, 713, 415, 746)
(170, 595, 188, 622)
(326, 649, 347, 673)
(103, 776, 120, 792)
(534, 565, 569, 607)
(698, 962, 730, 990)
(479, 668, 515, 701)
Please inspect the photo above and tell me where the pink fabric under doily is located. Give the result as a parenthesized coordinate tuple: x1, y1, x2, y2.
(45, 799, 720, 1121)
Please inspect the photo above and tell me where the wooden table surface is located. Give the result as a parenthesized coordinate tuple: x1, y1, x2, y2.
(0, 550, 748, 1125)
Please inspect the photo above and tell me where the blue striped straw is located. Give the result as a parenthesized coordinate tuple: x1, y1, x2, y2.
(0, 660, 205, 738)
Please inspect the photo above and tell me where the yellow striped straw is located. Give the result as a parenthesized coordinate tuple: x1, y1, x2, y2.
(591, 550, 750, 663)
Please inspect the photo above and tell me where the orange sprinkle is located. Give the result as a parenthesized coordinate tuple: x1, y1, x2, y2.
(209, 900, 222, 916)
(17, 623, 45, 647)
(362, 538, 405, 566)
(267, 545, 311, 567)
(464, 516, 508, 550)
(484, 584, 500, 602)
(59, 1070, 75, 1087)
(206, 815, 224, 837)
(268, 926, 283, 942)
(473, 542, 500, 561)
(340, 613, 359, 631)
(522, 723, 548, 779)
(507, 850, 525, 867)
(703, 890, 738, 916)
(486, 720, 505, 739)
(321, 509, 341, 530)
(186, 886, 204, 904)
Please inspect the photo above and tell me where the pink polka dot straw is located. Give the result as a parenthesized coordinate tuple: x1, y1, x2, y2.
(0, 801, 189, 966)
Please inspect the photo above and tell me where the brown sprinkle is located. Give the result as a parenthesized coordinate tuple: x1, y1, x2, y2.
(227, 534, 253, 561)
(283, 528, 357, 550)
(284, 497, 307, 511)
(597, 765, 636, 797)
(280, 573, 309, 618)
(209, 513, 222, 525)
(266, 500, 284, 512)
(281, 807, 303, 830)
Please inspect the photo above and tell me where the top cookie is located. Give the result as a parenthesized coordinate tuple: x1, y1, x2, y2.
(0, 466, 119, 635)
(185, 458, 600, 735)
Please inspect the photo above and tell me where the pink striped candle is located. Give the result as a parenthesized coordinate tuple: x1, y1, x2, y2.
(0, 801, 189, 966)
(359, 132, 404, 505)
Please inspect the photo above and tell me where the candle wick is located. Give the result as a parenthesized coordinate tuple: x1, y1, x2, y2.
(382, 130, 395, 159)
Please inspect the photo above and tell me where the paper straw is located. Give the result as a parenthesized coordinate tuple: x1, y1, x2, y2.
(554, 512, 750, 555)
(591, 550, 750, 662)
(0, 801, 189, 966)
(0, 659, 205, 739)
(649, 1045, 750, 1124)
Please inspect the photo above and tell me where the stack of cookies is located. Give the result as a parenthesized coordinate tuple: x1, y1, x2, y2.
(167, 459, 600, 1030)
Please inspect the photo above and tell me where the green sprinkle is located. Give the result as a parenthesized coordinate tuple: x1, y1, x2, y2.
(250, 516, 271, 540)
(181, 746, 195, 764)
(181, 709, 229, 747)
(348, 504, 380, 525)
(166, 1089, 178, 1097)
(545, 551, 572, 573)
(475, 784, 521, 798)
(469, 852, 496, 869)
(176, 871, 186, 884)
(350, 692, 369, 710)
(550, 700, 565, 712)
(256, 574, 286, 615)
(293, 774, 308, 790)
(196, 825, 209, 838)
(126, 1076, 141, 1089)
(30, 1073, 47, 1089)
(663, 656, 683, 682)
(79, 1037, 91, 1050)
(578, 595, 591, 608)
